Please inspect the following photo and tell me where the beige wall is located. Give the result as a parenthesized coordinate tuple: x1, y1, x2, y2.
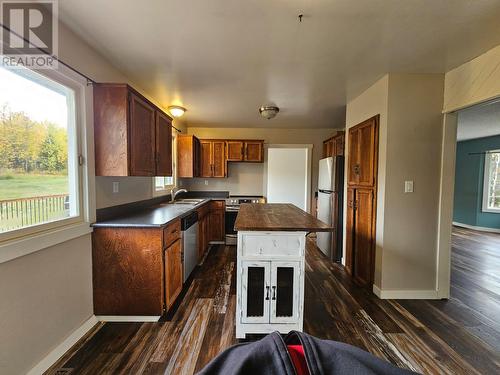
(444, 44, 500, 112)
(0, 21, 177, 374)
(0, 235, 93, 374)
(345, 74, 445, 293)
(182, 127, 340, 200)
(345, 75, 389, 287)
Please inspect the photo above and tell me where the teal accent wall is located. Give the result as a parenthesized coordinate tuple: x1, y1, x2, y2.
(453, 135, 500, 229)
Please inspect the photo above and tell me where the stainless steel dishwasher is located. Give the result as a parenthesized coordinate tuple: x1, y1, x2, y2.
(181, 211, 198, 282)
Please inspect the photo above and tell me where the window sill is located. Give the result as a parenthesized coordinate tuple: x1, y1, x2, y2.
(0, 222, 93, 264)
(482, 208, 500, 214)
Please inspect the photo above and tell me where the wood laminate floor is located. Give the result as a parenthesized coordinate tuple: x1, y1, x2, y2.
(48, 227, 500, 374)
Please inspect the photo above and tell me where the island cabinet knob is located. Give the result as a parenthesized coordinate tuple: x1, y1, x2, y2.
(259, 247, 263, 254)
(272, 239, 277, 247)
(265, 285, 270, 300)
(272, 286, 277, 300)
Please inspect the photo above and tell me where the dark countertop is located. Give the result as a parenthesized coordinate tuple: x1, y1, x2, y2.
(92, 198, 217, 228)
(234, 203, 333, 232)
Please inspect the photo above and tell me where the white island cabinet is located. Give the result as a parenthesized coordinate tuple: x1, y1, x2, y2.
(234, 204, 332, 338)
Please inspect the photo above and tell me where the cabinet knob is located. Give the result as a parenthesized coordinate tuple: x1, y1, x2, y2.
(265, 285, 270, 300)
(272, 286, 276, 300)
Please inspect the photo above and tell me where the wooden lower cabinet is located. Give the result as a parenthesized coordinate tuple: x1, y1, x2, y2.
(209, 200, 225, 242)
(92, 219, 182, 316)
(345, 187, 376, 286)
(197, 203, 210, 262)
(164, 238, 182, 309)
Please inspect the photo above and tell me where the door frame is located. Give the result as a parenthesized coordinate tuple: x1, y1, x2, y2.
(263, 144, 313, 213)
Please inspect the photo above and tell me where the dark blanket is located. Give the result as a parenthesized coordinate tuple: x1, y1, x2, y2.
(198, 331, 418, 375)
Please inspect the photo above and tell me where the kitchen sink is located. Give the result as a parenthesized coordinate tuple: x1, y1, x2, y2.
(172, 198, 205, 205)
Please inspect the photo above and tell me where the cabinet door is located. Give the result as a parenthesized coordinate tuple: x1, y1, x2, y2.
(353, 188, 375, 286)
(227, 141, 244, 161)
(155, 111, 172, 176)
(241, 261, 270, 323)
(345, 187, 355, 275)
(164, 238, 183, 310)
(244, 141, 263, 162)
(200, 141, 213, 177)
(357, 121, 377, 187)
(129, 93, 156, 176)
(209, 209, 224, 241)
(270, 261, 300, 323)
(334, 134, 344, 156)
(212, 141, 226, 177)
(347, 127, 360, 185)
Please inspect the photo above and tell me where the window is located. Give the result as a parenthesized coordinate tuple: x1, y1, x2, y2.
(153, 130, 176, 195)
(0, 65, 83, 238)
(483, 150, 500, 213)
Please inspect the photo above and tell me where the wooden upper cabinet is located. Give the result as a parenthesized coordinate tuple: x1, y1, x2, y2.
(333, 132, 345, 156)
(200, 141, 213, 177)
(212, 141, 226, 177)
(348, 117, 378, 188)
(244, 141, 264, 162)
(155, 111, 172, 176)
(93, 84, 173, 176)
(200, 140, 226, 178)
(177, 134, 201, 178)
(226, 141, 244, 161)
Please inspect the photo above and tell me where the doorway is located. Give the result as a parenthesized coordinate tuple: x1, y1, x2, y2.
(265, 145, 312, 212)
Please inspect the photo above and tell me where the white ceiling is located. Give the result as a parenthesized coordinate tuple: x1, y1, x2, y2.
(58, 0, 500, 129)
(457, 101, 500, 141)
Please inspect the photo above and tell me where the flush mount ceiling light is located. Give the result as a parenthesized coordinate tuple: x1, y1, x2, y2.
(259, 105, 280, 120)
(168, 105, 187, 118)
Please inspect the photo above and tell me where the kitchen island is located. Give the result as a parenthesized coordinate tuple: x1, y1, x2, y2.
(234, 203, 332, 338)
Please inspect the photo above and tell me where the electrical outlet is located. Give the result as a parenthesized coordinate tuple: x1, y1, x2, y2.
(404, 180, 414, 193)
(112, 181, 120, 193)
(204, 180, 209, 186)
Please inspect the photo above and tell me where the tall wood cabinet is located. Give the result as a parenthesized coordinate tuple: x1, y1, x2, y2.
(94, 84, 173, 176)
(345, 116, 378, 287)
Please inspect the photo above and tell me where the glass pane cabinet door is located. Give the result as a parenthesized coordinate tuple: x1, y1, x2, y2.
(241, 261, 270, 323)
(271, 262, 300, 323)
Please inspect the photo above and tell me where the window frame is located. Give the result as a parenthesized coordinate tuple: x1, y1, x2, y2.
(482, 150, 500, 214)
(0, 62, 94, 259)
(152, 128, 177, 197)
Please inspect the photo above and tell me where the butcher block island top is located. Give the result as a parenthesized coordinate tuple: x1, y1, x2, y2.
(234, 203, 332, 232)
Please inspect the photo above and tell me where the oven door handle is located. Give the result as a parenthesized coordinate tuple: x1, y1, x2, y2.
(225, 207, 240, 212)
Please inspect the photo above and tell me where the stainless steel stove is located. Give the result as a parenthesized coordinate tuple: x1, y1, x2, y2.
(225, 195, 266, 245)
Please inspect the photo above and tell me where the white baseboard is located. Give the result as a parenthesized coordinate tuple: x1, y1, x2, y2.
(373, 284, 439, 299)
(27, 315, 98, 375)
(96, 315, 161, 322)
(452, 222, 500, 234)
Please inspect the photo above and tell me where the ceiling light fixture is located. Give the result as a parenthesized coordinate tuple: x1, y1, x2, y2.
(259, 105, 280, 120)
(168, 105, 187, 118)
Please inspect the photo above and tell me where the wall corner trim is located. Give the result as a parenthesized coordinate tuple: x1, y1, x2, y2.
(27, 315, 98, 375)
(372, 285, 439, 299)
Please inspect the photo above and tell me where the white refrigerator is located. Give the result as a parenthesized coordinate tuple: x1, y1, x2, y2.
(316, 156, 344, 261)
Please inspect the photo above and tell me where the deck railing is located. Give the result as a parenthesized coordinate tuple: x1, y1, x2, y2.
(0, 194, 69, 232)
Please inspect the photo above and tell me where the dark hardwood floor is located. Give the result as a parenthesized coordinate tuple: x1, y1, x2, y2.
(48, 227, 500, 374)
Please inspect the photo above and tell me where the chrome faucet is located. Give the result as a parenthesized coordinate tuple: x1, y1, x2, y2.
(170, 188, 187, 203)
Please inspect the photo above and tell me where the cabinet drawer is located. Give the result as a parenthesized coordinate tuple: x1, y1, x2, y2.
(163, 220, 181, 248)
(241, 234, 303, 257)
(211, 200, 224, 210)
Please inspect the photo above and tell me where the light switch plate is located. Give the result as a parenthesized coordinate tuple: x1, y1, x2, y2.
(112, 181, 120, 193)
(404, 180, 414, 193)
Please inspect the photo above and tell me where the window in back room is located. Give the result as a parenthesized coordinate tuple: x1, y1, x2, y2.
(0, 65, 81, 235)
(483, 150, 500, 213)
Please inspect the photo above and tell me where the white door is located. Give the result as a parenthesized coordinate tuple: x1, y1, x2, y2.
(270, 261, 300, 324)
(266, 146, 311, 211)
(241, 261, 271, 323)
